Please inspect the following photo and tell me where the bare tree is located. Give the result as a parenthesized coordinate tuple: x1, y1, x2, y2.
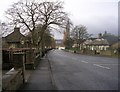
(0, 21, 11, 37)
(63, 19, 73, 49)
(44, 31, 55, 48)
(6, 0, 68, 47)
(71, 25, 91, 48)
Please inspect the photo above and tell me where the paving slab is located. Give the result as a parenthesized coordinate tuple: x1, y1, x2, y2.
(18, 57, 56, 90)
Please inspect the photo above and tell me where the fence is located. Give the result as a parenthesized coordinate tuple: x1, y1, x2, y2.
(2, 49, 25, 91)
(2, 48, 37, 69)
(2, 68, 23, 91)
(2, 48, 41, 91)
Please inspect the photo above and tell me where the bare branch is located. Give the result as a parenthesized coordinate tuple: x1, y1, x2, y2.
(5, 0, 68, 47)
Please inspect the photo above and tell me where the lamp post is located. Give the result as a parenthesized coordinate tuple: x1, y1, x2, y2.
(20, 39, 25, 48)
(20, 39, 26, 83)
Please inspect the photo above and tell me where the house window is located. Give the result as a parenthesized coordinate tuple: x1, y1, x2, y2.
(9, 44, 16, 48)
(104, 46, 106, 50)
(91, 46, 94, 50)
(90, 46, 92, 50)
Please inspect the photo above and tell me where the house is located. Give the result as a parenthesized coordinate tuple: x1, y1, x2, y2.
(82, 38, 109, 54)
(111, 42, 120, 54)
(2, 37, 9, 48)
(2, 27, 26, 48)
(80, 39, 92, 50)
(111, 42, 120, 49)
(72, 39, 86, 48)
(2, 27, 37, 69)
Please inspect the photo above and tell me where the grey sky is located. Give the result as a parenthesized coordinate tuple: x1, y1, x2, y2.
(0, 0, 119, 39)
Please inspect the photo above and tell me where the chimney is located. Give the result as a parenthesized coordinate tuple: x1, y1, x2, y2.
(14, 27, 20, 32)
(98, 33, 102, 39)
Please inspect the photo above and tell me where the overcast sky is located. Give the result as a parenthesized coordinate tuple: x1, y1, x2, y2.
(0, 0, 119, 39)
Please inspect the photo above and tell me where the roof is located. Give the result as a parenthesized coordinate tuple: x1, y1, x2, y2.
(89, 38, 97, 41)
(2, 37, 8, 48)
(83, 40, 92, 45)
(84, 38, 109, 46)
(90, 38, 109, 45)
(5, 28, 25, 43)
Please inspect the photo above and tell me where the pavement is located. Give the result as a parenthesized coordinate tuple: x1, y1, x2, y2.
(18, 56, 56, 91)
(24, 70, 34, 83)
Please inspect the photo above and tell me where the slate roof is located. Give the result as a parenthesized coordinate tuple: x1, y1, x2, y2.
(83, 40, 92, 45)
(2, 37, 8, 47)
(5, 28, 25, 43)
(90, 38, 109, 45)
(84, 38, 109, 46)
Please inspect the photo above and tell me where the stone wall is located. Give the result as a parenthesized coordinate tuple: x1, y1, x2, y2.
(2, 68, 24, 91)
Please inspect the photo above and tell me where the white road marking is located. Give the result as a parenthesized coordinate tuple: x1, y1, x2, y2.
(81, 61, 88, 63)
(93, 64, 110, 69)
(99, 64, 119, 65)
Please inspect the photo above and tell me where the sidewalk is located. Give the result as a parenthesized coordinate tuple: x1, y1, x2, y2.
(24, 70, 34, 83)
(18, 56, 56, 90)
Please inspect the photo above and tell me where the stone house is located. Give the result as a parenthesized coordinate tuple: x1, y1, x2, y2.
(111, 42, 120, 54)
(2, 27, 37, 69)
(2, 27, 26, 48)
(82, 38, 109, 53)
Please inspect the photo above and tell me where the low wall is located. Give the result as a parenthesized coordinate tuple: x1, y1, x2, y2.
(2, 68, 24, 91)
(65, 49, 119, 58)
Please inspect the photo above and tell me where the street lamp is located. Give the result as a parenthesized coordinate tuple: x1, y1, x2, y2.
(20, 38, 26, 83)
(20, 38, 25, 48)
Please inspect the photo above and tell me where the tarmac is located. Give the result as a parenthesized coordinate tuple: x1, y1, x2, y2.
(18, 56, 56, 91)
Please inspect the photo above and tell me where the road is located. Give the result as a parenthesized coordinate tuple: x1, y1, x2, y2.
(47, 49, 118, 90)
